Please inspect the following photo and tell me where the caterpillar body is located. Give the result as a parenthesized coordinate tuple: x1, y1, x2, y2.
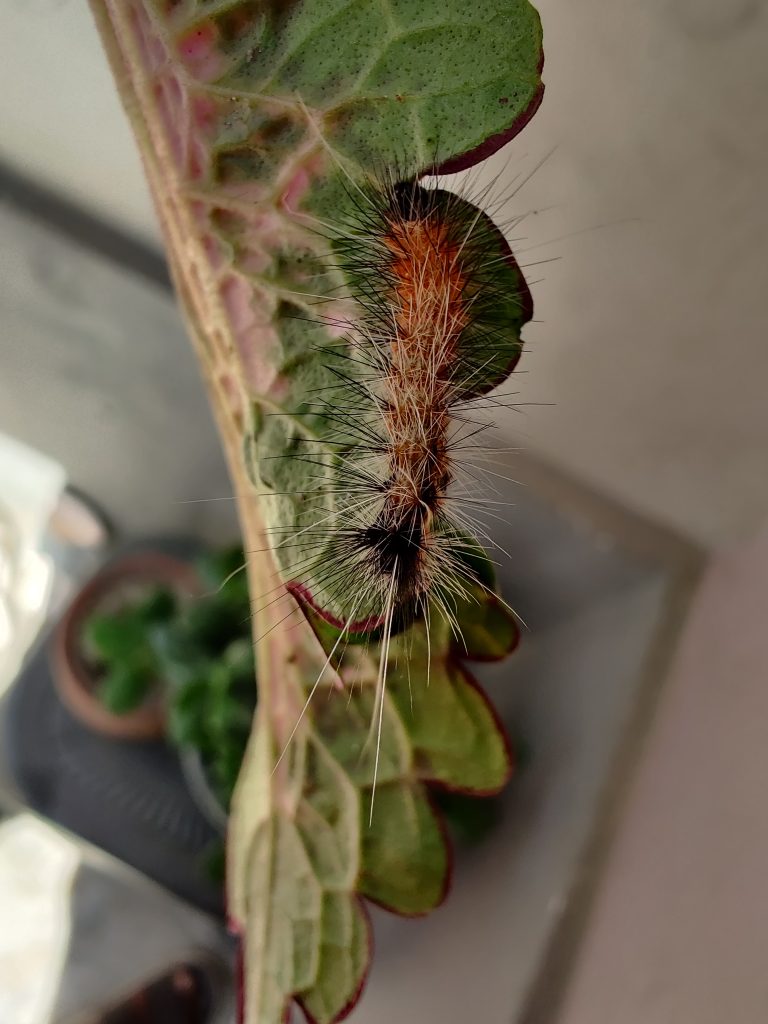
(250, 173, 533, 641)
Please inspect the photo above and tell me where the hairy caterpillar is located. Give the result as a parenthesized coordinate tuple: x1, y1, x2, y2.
(250, 171, 532, 641)
(245, 166, 533, 801)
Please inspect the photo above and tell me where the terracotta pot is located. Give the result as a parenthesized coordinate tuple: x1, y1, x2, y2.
(51, 551, 200, 740)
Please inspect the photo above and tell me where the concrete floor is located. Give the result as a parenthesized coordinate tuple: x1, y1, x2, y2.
(556, 525, 768, 1024)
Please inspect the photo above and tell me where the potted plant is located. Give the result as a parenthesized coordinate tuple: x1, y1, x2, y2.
(53, 544, 257, 825)
(52, 550, 199, 739)
(156, 546, 257, 827)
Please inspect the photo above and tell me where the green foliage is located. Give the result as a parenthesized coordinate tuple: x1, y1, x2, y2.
(433, 789, 504, 845)
(84, 585, 177, 714)
(212, 0, 544, 175)
(229, 582, 517, 1020)
(84, 546, 257, 807)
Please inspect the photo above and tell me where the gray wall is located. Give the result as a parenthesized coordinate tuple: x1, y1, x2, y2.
(0, 187, 235, 542)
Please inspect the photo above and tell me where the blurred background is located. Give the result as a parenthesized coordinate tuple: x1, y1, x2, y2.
(1, 1, 767, 1023)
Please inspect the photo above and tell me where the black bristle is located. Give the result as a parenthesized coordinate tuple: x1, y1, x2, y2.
(390, 179, 432, 221)
(357, 503, 427, 598)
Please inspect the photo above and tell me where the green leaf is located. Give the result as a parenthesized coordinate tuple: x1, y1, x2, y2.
(167, 677, 209, 747)
(84, 611, 151, 667)
(230, 724, 370, 1024)
(195, 545, 246, 589)
(214, 0, 543, 171)
(453, 589, 520, 660)
(227, 604, 512, 1021)
(99, 663, 154, 715)
(297, 893, 369, 1023)
(136, 586, 177, 624)
(359, 782, 448, 914)
(433, 789, 503, 845)
(444, 532, 521, 658)
(388, 658, 512, 793)
(311, 688, 411, 789)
